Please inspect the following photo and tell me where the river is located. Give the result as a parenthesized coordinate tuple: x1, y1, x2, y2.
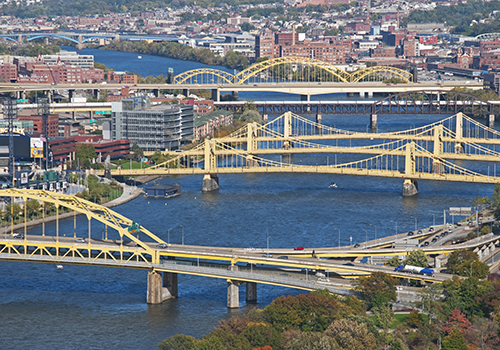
(0, 48, 497, 350)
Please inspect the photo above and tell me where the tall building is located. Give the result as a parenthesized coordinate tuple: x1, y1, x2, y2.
(111, 97, 194, 151)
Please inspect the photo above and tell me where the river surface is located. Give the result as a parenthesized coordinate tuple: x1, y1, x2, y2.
(0, 49, 498, 350)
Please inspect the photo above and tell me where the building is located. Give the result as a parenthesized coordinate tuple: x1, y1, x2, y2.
(42, 51, 95, 69)
(255, 31, 274, 59)
(0, 120, 34, 135)
(49, 135, 130, 163)
(112, 97, 194, 151)
(0, 62, 17, 82)
(18, 114, 59, 137)
(194, 111, 234, 140)
(107, 71, 138, 85)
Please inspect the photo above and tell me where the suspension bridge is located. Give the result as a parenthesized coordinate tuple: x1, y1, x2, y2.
(102, 112, 500, 195)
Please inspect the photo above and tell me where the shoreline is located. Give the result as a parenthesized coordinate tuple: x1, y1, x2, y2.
(6, 184, 143, 231)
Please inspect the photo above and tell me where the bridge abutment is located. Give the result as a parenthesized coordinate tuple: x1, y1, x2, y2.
(246, 282, 257, 302)
(202, 174, 219, 192)
(489, 114, 495, 128)
(370, 114, 378, 129)
(147, 271, 176, 304)
(316, 113, 322, 125)
(402, 179, 418, 197)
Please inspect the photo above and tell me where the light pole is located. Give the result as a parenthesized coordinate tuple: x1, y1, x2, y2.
(415, 217, 417, 231)
(180, 225, 184, 245)
(391, 220, 397, 235)
(167, 227, 174, 246)
(363, 229, 368, 247)
(267, 232, 270, 255)
(335, 228, 340, 248)
(429, 213, 436, 227)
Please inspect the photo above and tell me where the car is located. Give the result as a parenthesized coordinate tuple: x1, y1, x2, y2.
(417, 230, 423, 234)
(157, 243, 168, 249)
(262, 253, 273, 258)
(278, 255, 288, 259)
(244, 247, 255, 251)
(294, 246, 304, 251)
(431, 237, 438, 242)
(317, 277, 330, 282)
(343, 262, 355, 266)
(440, 232, 447, 237)
(448, 229, 452, 233)
(423, 241, 430, 247)
(353, 243, 360, 248)
(429, 227, 435, 232)
(407, 231, 414, 236)
(75, 238, 85, 243)
(12, 232, 24, 239)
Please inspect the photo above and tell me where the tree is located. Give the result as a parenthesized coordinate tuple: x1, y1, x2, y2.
(75, 144, 97, 169)
(372, 304, 394, 336)
(472, 194, 491, 208)
(239, 110, 263, 124)
(4, 203, 22, 221)
(443, 309, 471, 335)
(493, 183, 500, 206)
(388, 338, 409, 350)
(131, 142, 144, 161)
(286, 332, 339, 350)
(324, 319, 378, 350)
(407, 309, 423, 328)
(442, 328, 468, 350)
(356, 272, 397, 309)
(243, 323, 280, 350)
(385, 256, 401, 267)
(416, 283, 443, 324)
(445, 250, 488, 278)
(404, 249, 428, 268)
(158, 334, 198, 350)
(25, 199, 40, 218)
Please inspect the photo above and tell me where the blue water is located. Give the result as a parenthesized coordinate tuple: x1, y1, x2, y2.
(0, 49, 497, 350)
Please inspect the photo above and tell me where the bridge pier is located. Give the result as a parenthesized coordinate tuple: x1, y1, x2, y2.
(402, 179, 418, 197)
(18, 34, 22, 44)
(211, 88, 220, 102)
(300, 94, 310, 102)
(147, 271, 177, 304)
(316, 113, 322, 125)
(182, 88, 190, 98)
(232, 91, 239, 100)
(76, 35, 84, 50)
(227, 265, 240, 308)
(202, 174, 219, 192)
(432, 161, 444, 174)
(489, 114, 495, 128)
(263, 114, 268, 122)
(359, 92, 365, 98)
(44, 38, 49, 46)
(246, 282, 257, 302)
(368, 91, 373, 98)
(92, 89, 100, 100)
(153, 89, 160, 98)
(68, 89, 75, 101)
(454, 142, 465, 154)
(370, 114, 378, 129)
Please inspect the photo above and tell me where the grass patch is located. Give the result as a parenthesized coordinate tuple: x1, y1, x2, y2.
(368, 313, 410, 329)
(111, 160, 150, 170)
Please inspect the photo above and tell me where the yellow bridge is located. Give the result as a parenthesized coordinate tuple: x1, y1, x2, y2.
(101, 112, 500, 195)
(1, 189, 497, 307)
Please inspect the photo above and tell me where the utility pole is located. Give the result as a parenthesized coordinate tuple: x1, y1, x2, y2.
(37, 97, 50, 170)
(4, 99, 17, 187)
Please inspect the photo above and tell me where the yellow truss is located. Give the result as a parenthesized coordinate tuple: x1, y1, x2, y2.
(173, 57, 414, 85)
(173, 68, 235, 84)
(0, 189, 165, 256)
(233, 56, 351, 84)
(351, 66, 413, 83)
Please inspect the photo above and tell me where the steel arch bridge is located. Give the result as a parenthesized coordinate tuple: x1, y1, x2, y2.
(0, 33, 117, 44)
(173, 56, 413, 85)
(475, 33, 500, 41)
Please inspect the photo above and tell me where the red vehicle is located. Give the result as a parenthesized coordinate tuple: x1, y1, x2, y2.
(294, 246, 304, 250)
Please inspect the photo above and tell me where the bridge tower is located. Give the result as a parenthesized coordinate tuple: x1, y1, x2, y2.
(432, 125, 444, 174)
(283, 111, 292, 149)
(246, 123, 259, 167)
(454, 112, 465, 153)
(402, 142, 418, 196)
(202, 139, 219, 192)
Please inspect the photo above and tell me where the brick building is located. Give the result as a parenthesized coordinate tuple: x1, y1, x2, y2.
(19, 114, 59, 137)
(107, 71, 138, 84)
(49, 135, 130, 162)
(0, 63, 17, 82)
(194, 111, 233, 140)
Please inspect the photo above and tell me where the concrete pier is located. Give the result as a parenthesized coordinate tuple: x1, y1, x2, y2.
(263, 114, 268, 122)
(370, 114, 378, 129)
(211, 88, 220, 102)
(227, 265, 240, 308)
(489, 114, 495, 128)
(402, 179, 418, 197)
(316, 114, 322, 125)
(246, 282, 257, 302)
(301, 94, 310, 102)
(146, 271, 177, 304)
(202, 174, 219, 192)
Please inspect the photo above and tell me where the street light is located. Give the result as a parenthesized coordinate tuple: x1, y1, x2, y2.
(391, 220, 397, 235)
(429, 213, 436, 227)
(335, 228, 340, 248)
(415, 217, 418, 231)
(363, 229, 368, 246)
(180, 225, 184, 245)
(167, 227, 174, 246)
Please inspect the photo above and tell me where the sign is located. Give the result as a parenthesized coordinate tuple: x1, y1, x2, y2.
(56, 182, 60, 190)
(0, 127, 25, 135)
(128, 221, 141, 234)
(449, 207, 473, 216)
(30, 137, 43, 158)
(95, 110, 111, 115)
(20, 172, 28, 184)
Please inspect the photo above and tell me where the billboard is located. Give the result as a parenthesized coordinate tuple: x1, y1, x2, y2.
(30, 137, 43, 158)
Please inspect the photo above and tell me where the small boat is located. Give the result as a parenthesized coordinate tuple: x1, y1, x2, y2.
(56, 265, 63, 270)
(329, 182, 337, 188)
(138, 55, 142, 59)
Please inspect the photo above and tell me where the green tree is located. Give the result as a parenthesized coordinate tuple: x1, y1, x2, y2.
(405, 249, 428, 268)
(372, 304, 394, 336)
(4, 203, 22, 221)
(243, 323, 280, 350)
(25, 199, 40, 218)
(407, 309, 423, 328)
(472, 194, 491, 208)
(442, 328, 468, 350)
(356, 272, 397, 309)
(75, 143, 97, 169)
(158, 334, 198, 350)
(239, 110, 263, 124)
(446, 250, 488, 278)
(131, 142, 144, 161)
(388, 338, 409, 350)
(385, 255, 401, 267)
(416, 283, 443, 324)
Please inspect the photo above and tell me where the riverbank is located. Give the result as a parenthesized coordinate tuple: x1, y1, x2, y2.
(6, 184, 143, 231)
